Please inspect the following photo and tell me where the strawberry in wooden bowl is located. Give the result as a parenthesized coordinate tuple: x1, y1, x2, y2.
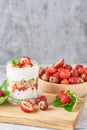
(38, 58, 87, 97)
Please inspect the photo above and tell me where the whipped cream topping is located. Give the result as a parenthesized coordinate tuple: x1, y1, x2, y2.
(6, 60, 39, 81)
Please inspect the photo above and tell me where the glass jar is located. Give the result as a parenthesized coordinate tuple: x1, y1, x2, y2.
(6, 60, 39, 105)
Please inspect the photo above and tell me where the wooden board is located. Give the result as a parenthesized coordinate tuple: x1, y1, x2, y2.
(0, 93, 85, 130)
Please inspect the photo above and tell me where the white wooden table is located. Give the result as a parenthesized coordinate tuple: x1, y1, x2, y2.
(0, 65, 87, 130)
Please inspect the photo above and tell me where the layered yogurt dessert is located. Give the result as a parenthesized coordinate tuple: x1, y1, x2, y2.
(6, 56, 39, 104)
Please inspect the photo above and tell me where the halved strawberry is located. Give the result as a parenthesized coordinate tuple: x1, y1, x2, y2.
(20, 100, 34, 112)
(53, 58, 64, 68)
(18, 86, 27, 91)
(19, 56, 31, 67)
(11, 84, 18, 93)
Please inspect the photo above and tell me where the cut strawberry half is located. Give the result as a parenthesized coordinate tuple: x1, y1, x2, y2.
(20, 100, 34, 112)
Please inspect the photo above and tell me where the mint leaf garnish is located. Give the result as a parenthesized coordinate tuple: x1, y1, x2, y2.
(0, 80, 10, 104)
(52, 96, 63, 107)
(52, 90, 77, 112)
(12, 58, 19, 65)
(0, 80, 7, 91)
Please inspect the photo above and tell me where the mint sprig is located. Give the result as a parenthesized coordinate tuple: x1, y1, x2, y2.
(0, 80, 10, 104)
(12, 58, 19, 65)
(52, 90, 77, 112)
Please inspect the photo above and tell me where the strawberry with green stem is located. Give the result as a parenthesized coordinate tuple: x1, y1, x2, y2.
(52, 90, 78, 112)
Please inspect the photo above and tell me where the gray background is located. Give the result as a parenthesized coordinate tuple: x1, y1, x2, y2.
(0, 0, 87, 65)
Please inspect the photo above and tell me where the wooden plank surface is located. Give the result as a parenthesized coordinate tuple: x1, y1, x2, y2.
(0, 93, 85, 130)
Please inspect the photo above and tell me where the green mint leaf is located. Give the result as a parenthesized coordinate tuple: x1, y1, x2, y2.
(0, 80, 10, 104)
(0, 95, 9, 104)
(52, 97, 63, 107)
(4, 91, 10, 97)
(12, 58, 19, 65)
(0, 80, 7, 91)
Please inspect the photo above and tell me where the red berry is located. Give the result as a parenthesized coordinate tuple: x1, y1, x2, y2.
(38, 66, 45, 78)
(75, 64, 83, 70)
(41, 73, 50, 82)
(69, 77, 78, 84)
(38, 101, 49, 110)
(58, 90, 65, 99)
(60, 94, 71, 104)
(45, 66, 57, 75)
(71, 69, 79, 77)
(53, 58, 64, 68)
(64, 64, 72, 71)
(49, 76, 59, 83)
(78, 67, 87, 75)
(35, 96, 47, 105)
(61, 79, 69, 84)
(0, 90, 4, 97)
(60, 69, 71, 79)
(82, 73, 87, 81)
(53, 72, 61, 81)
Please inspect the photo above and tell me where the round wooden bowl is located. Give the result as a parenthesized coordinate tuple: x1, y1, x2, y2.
(38, 78, 87, 97)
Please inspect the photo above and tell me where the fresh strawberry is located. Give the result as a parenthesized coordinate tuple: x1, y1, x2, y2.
(35, 96, 48, 110)
(18, 86, 27, 91)
(35, 96, 47, 105)
(60, 68, 71, 79)
(77, 77, 84, 84)
(38, 101, 48, 110)
(82, 72, 87, 81)
(69, 77, 78, 84)
(53, 58, 64, 68)
(75, 64, 83, 70)
(38, 66, 45, 78)
(60, 94, 71, 104)
(61, 79, 69, 84)
(49, 76, 59, 83)
(78, 67, 87, 75)
(71, 69, 79, 77)
(58, 90, 65, 99)
(41, 73, 50, 82)
(57, 67, 64, 72)
(0, 90, 4, 97)
(64, 64, 72, 71)
(20, 100, 34, 112)
(19, 56, 32, 67)
(53, 72, 61, 80)
(45, 66, 56, 75)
